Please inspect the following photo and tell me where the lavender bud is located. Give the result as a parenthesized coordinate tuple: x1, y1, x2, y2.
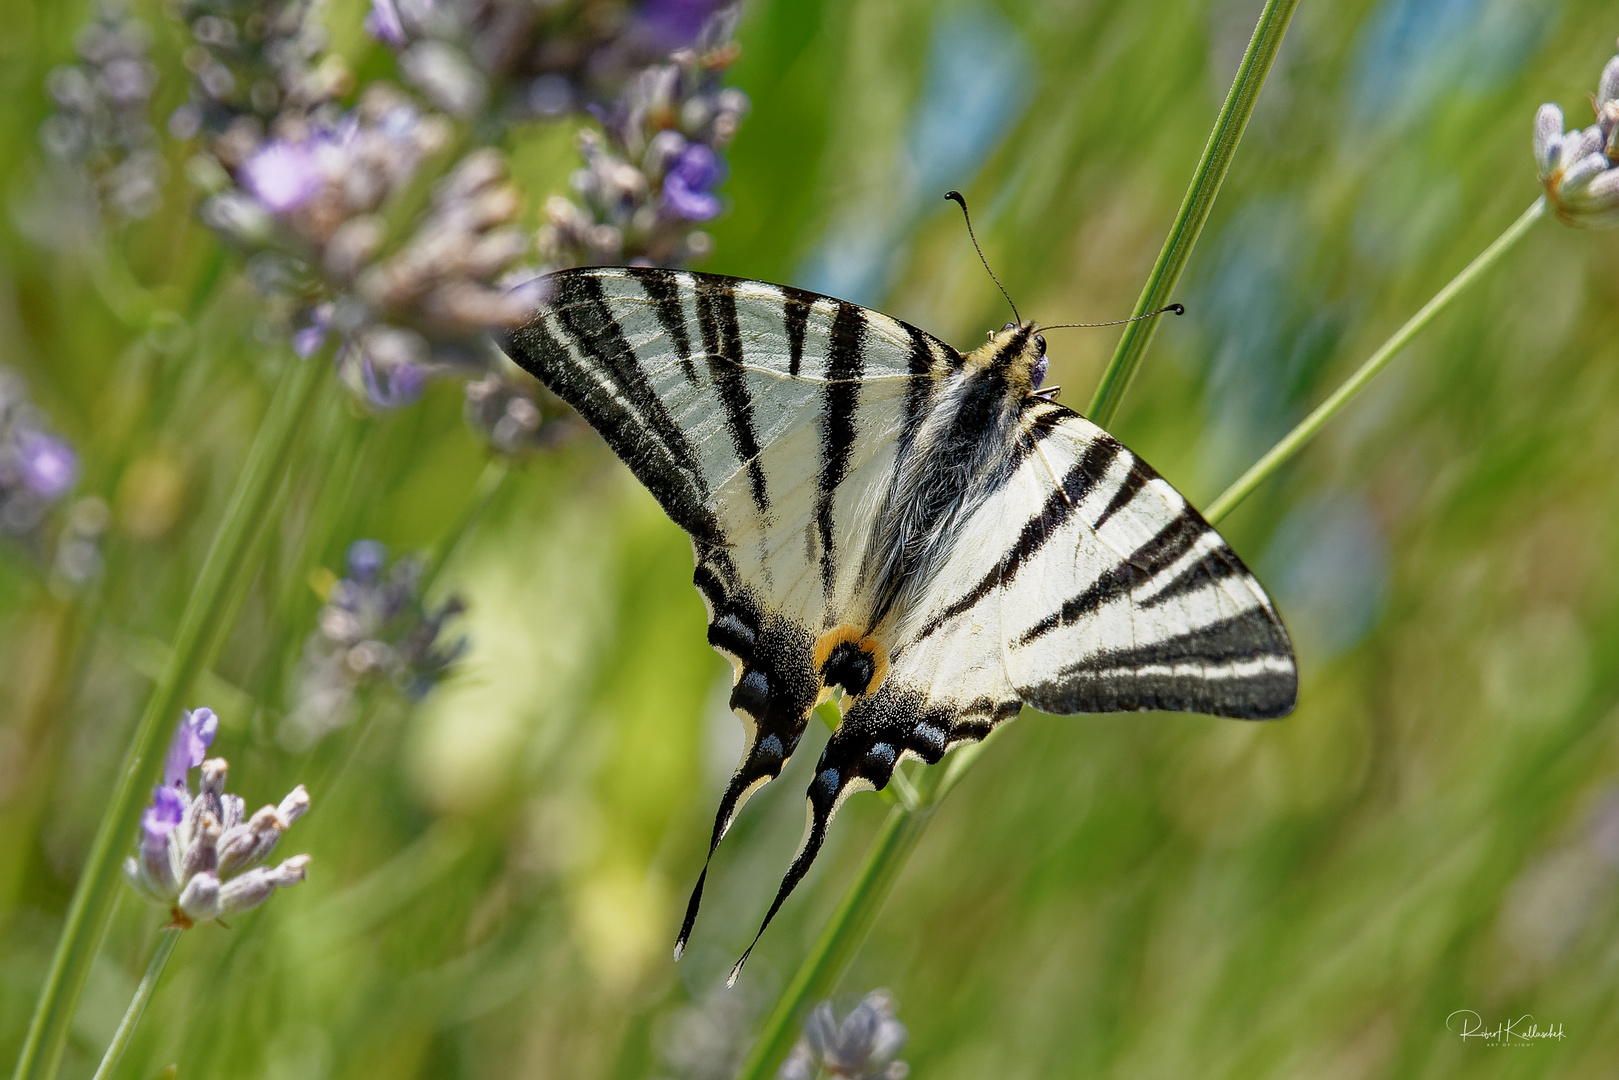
(1536, 40, 1619, 227)
(779, 991, 909, 1080)
(1601, 55, 1619, 105)
(176, 872, 222, 924)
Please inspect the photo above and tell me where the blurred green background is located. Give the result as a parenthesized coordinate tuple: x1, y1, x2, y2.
(3, 0, 1619, 1077)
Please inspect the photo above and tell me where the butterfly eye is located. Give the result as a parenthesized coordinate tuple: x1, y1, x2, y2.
(1034, 334, 1047, 356)
(1001, 321, 1017, 332)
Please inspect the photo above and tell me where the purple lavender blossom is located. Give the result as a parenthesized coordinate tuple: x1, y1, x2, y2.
(139, 785, 186, 856)
(292, 304, 334, 359)
(125, 709, 312, 926)
(346, 539, 388, 585)
(242, 140, 322, 213)
(662, 142, 723, 221)
(364, 0, 408, 48)
(361, 354, 429, 409)
(18, 433, 78, 498)
(161, 707, 218, 792)
(639, 0, 732, 49)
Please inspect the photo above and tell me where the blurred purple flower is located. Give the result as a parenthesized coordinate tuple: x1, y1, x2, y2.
(162, 707, 218, 793)
(361, 355, 428, 409)
(346, 539, 388, 585)
(365, 0, 408, 48)
(293, 304, 333, 358)
(242, 140, 322, 212)
(640, 0, 730, 49)
(18, 433, 78, 498)
(139, 785, 186, 856)
(663, 142, 723, 221)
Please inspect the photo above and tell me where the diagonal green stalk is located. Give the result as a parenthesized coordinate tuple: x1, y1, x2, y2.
(1202, 196, 1546, 525)
(1086, 0, 1300, 429)
(10, 355, 326, 1080)
(88, 928, 182, 1080)
(735, 805, 933, 1080)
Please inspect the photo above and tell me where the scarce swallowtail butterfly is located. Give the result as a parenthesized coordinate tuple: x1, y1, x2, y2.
(499, 264, 1297, 982)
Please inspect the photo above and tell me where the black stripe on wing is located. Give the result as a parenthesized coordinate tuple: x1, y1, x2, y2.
(502, 285, 720, 540)
(917, 427, 1126, 640)
(635, 267, 697, 381)
(816, 301, 866, 598)
(694, 277, 770, 515)
(1015, 509, 1218, 646)
(1020, 606, 1296, 719)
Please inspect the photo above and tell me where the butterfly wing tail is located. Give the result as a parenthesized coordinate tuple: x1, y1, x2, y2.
(725, 683, 1017, 983)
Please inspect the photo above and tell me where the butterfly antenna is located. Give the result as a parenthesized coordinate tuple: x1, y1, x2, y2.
(945, 191, 1020, 324)
(1040, 303, 1186, 330)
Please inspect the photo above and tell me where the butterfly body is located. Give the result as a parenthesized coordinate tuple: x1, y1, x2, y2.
(500, 267, 1296, 976)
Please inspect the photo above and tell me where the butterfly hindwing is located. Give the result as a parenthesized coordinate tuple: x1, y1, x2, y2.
(748, 402, 1295, 968)
(995, 404, 1296, 718)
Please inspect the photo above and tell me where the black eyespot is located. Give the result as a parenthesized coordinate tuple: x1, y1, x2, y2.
(1001, 321, 1017, 332)
(1034, 334, 1047, 355)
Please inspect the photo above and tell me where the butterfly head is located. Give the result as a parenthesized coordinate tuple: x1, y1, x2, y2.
(975, 320, 1050, 395)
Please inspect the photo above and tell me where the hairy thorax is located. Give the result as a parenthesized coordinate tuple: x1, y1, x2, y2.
(858, 323, 1048, 632)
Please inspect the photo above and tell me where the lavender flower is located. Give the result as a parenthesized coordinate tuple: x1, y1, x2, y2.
(166, 0, 349, 142)
(165, 0, 745, 424)
(778, 991, 910, 1080)
(539, 24, 749, 268)
(365, 0, 736, 121)
(35, 1, 165, 230)
(0, 368, 79, 539)
(190, 71, 546, 408)
(1534, 39, 1619, 229)
(17, 434, 78, 500)
(125, 709, 311, 927)
(282, 539, 465, 749)
(463, 373, 584, 457)
(662, 142, 724, 221)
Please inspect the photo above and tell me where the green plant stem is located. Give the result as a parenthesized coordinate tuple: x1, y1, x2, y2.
(1086, 0, 1300, 429)
(422, 457, 511, 593)
(11, 355, 326, 1080)
(88, 929, 182, 1080)
(735, 804, 933, 1080)
(1202, 196, 1546, 525)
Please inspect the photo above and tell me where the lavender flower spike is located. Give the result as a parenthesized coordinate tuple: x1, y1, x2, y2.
(663, 142, 725, 222)
(161, 707, 217, 792)
(18, 433, 78, 499)
(125, 709, 311, 927)
(1534, 38, 1619, 228)
(778, 990, 910, 1080)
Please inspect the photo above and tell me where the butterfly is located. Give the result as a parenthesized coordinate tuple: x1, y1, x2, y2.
(499, 266, 1296, 982)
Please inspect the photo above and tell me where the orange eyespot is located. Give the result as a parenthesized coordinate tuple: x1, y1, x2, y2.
(812, 626, 890, 698)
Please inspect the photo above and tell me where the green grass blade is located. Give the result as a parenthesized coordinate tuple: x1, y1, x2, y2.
(10, 356, 326, 1080)
(733, 804, 936, 1080)
(1086, 0, 1301, 428)
(89, 928, 181, 1080)
(1203, 197, 1546, 525)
